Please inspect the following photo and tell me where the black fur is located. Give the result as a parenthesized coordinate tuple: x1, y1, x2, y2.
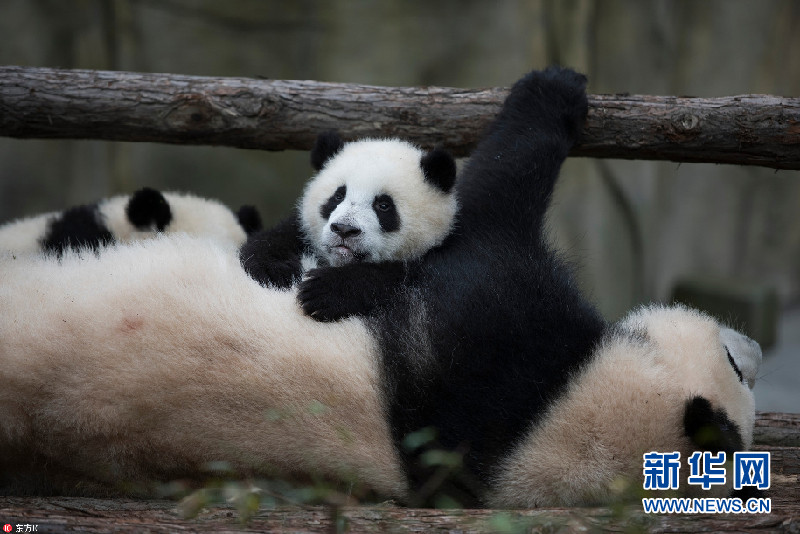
(730, 486, 767, 503)
(239, 213, 308, 289)
(726, 348, 744, 383)
(300, 68, 605, 506)
(236, 205, 263, 235)
(40, 205, 114, 256)
(683, 396, 744, 453)
(298, 261, 406, 321)
(682, 396, 758, 500)
(126, 187, 172, 231)
(420, 149, 457, 193)
(320, 186, 347, 220)
(373, 194, 400, 232)
(311, 131, 345, 171)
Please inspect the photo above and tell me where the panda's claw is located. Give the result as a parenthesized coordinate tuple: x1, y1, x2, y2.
(299, 262, 407, 322)
(298, 267, 360, 322)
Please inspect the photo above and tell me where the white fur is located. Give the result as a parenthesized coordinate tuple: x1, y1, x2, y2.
(0, 235, 406, 497)
(488, 305, 760, 508)
(300, 139, 457, 267)
(0, 210, 58, 256)
(0, 192, 248, 256)
(720, 327, 761, 388)
(0, 241, 759, 505)
(99, 192, 247, 246)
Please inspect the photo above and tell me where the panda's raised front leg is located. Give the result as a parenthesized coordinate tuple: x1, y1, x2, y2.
(298, 262, 407, 321)
(455, 67, 588, 245)
(239, 213, 306, 289)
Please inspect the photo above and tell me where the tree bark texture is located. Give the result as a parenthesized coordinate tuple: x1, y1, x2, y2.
(0, 412, 797, 533)
(1, 66, 799, 169)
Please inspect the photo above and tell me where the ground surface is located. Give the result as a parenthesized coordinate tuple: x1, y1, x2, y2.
(1, 413, 797, 533)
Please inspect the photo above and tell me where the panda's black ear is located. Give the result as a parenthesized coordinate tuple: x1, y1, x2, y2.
(126, 187, 172, 231)
(236, 205, 263, 235)
(683, 396, 744, 454)
(311, 131, 345, 171)
(421, 148, 456, 193)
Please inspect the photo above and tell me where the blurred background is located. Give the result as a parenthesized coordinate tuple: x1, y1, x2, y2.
(0, 0, 798, 411)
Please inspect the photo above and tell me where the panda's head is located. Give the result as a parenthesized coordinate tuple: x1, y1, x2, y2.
(300, 131, 457, 267)
(488, 305, 763, 508)
(617, 305, 762, 452)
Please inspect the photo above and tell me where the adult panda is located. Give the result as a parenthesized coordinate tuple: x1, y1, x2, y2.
(0, 187, 262, 256)
(0, 234, 407, 498)
(0, 68, 761, 507)
(240, 132, 458, 304)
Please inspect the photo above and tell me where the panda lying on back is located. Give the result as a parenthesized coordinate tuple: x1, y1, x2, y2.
(240, 132, 457, 318)
(0, 187, 262, 256)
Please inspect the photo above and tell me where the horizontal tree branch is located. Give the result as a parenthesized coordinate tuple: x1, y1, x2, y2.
(1, 66, 799, 169)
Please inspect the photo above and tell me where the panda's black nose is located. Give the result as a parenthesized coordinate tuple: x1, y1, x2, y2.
(330, 223, 361, 238)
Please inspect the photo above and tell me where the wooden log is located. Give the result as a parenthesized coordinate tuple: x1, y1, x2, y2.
(0, 411, 797, 533)
(1, 66, 799, 169)
(0, 493, 795, 533)
(755, 412, 800, 447)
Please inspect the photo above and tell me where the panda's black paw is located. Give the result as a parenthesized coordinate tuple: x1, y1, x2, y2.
(299, 262, 408, 322)
(241, 256, 302, 289)
(239, 225, 305, 289)
(298, 267, 370, 322)
(506, 67, 589, 141)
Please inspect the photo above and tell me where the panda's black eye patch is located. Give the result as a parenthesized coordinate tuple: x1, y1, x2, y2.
(320, 186, 347, 220)
(373, 194, 399, 232)
(725, 347, 744, 383)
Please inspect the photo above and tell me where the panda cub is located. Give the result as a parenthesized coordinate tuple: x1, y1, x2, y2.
(240, 131, 457, 318)
(291, 68, 765, 507)
(0, 187, 262, 256)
